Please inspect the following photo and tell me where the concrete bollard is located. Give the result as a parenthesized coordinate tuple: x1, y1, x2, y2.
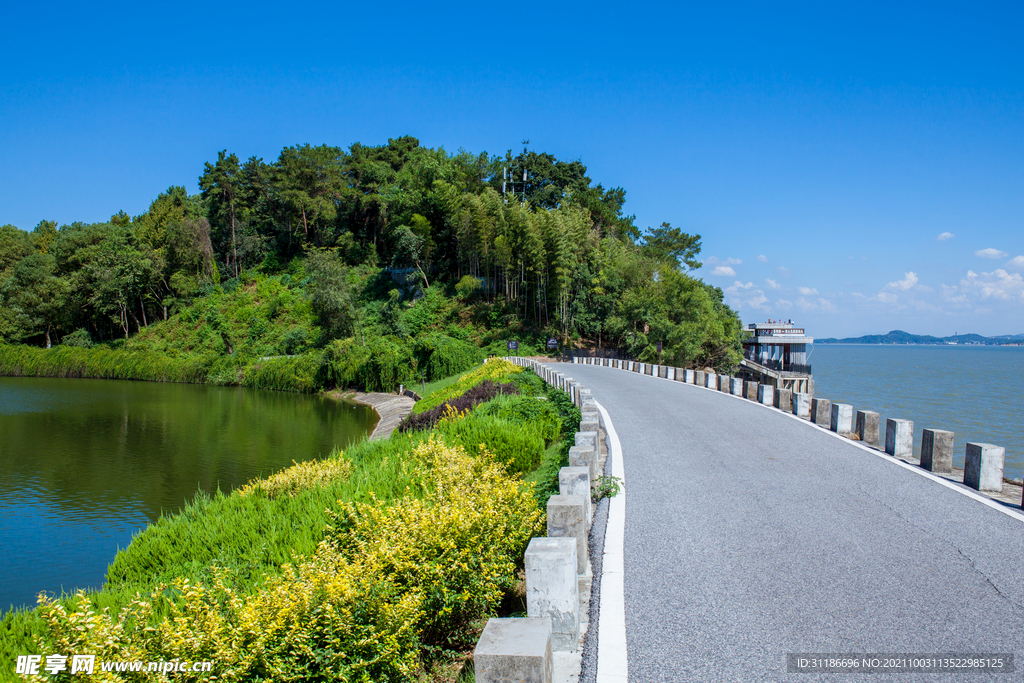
(744, 380, 758, 401)
(547, 495, 588, 575)
(758, 384, 774, 406)
(580, 418, 599, 436)
(831, 404, 853, 434)
(474, 617, 554, 683)
(524, 537, 579, 652)
(855, 410, 880, 447)
(559, 466, 592, 527)
(811, 398, 831, 427)
(717, 375, 729, 392)
(704, 371, 716, 388)
(964, 443, 1005, 492)
(694, 370, 705, 386)
(884, 419, 913, 458)
(775, 387, 793, 413)
(683, 368, 694, 383)
(792, 393, 811, 419)
(920, 429, 954, 473)
(730, 377, 743, 396)
(569, 445, 597, 481)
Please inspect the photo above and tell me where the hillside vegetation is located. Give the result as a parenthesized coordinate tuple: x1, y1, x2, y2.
(1, 137, 742, 384)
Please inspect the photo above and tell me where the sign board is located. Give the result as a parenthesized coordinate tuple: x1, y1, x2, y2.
(507, 340, 519, 351)
(546, 338, 558, 350)
(656, 341, 663, 351)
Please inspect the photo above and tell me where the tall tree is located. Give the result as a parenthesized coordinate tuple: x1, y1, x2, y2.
(199, 151, 243, 277)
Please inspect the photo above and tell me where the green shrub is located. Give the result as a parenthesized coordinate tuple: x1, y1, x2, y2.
(243, 352, 323, 393)
(413, 333, 483, 382)
(0, 344, 208, 383)
(434, 412, 545, 475)
(60, 328, 94, 348)
(357, 336, 415, 392)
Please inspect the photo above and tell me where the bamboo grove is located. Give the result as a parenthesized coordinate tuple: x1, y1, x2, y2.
(0, 136, 743, 370)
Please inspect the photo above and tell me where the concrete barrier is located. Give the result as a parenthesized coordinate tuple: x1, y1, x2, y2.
(811, 398, 831, 427)
(964, 443, 1005, 492)
(830, 404, 853, 434)
(547, 495, 588, 575)
(792, 393, 811, 419)
(758, 384, 774, 406)
(743, 380, 758, 401)
(730, 377, 744, 396)
(684, 369, 695, 384)
(524, 537, 579, 652)
(704, 371, 716, 388)
(885, 418, 913, 457)
(855, 410, 880, 448)
(569, 444, 597, 481)
(559, 466, 591, 528)
(474, 618, 554, 682)
(695, 370, 705, 386)
(775, 387, 793, 413)
(920, 429, 954, 473)
(716, 375, 728, 392)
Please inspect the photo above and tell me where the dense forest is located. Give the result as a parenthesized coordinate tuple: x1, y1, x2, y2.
(0, 137, 742, 387)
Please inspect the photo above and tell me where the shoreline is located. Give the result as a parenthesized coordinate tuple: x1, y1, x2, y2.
(325, 389, 416, 440)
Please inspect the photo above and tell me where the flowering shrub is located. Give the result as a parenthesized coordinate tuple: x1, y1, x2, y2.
(33, 437, 543, 681)
(411, 359, 523, 414)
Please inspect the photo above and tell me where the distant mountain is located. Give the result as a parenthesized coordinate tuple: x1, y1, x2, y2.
(817, 330, 1024, 345)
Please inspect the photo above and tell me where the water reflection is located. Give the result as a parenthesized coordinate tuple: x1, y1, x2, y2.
(0, 377, 376, 613)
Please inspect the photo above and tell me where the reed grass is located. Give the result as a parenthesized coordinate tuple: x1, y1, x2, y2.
(0, 344, 209, 383)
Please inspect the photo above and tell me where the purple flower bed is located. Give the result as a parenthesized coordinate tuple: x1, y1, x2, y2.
(399, 380, 520, 432)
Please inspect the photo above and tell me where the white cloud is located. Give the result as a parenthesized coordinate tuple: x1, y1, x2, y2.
(937, 232, 954, 241)
(795, 297, 837, 312)
(775, 299, 793, 308)
(712, 266, 736, 277)
(959, 269, 1024, 302)
(757, 255, 768, 262)
(975, 248, 1008, 259)
(778, 266, 791, 276)
(797, 286, 818, 296)
(765, 278, 782, 290)
(707, 256, 743, 266)
(1006, 255, 1024, 269)
(876, 291, 898, 304)
(885, 271, 919, 291)
(724, 281, 768, 309)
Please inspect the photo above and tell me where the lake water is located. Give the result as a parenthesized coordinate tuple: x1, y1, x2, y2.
(0, 377, 377, 614)
(810, 345, 1023, 482)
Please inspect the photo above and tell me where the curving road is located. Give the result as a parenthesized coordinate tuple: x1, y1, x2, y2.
(564, 363, 1024, 683)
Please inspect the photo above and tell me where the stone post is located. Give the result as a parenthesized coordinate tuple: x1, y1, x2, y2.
(559, 466, 592, 527)
(744, 380, 758, 401)
(524, 537, 579, 652)
(775, 387, 793, 413)
(811, 398, 831, 427)
(831, 404, 853, 434)
(474, 618, 553, 683)
(758, 384, 774, 406)
(792, 393, 811, 419)
(884, 419, 913, 458)
(704, 371, 716, 388)
(855, 410, 880, 448)
(730, 377, 744, 396)
(695, 370, 705, 386)
(569, 445, 597, 481)
(547, 495, 588, 575)
(920, 429, 954, 473)
(964, 443, 1005, 492)
(684, 369, 695, 383)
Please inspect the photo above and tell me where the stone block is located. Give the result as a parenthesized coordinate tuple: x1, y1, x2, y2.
(811, 398, 831, 427)
(855, 410, 880, 447)
(744, 380, 758, 401)
(524, 536, 579, 652)
(717, 374, 729, 392)
(547, 495, 588, 575)
(964, 442, 1005, 492)
(694, 370, 705, 386)
(569, 445, 597, 481)
(775, 387, 793, 413)
(758, 384, 774, 406)
(680, 368, 691, 383)
(474, 617, 553, 683)
(884, 418, 913, 457)
(559, 466, 591, 527)
(792, 393, 811, 419)
(920, 428, 954, 473)
(704, 371, 716, 388)
(730, 377, 744, 396)
(831, 404, 853, 434)
(579, 417, 599, 434)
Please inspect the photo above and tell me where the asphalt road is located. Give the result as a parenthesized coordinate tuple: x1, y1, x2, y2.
(563, 363, 1024, 683)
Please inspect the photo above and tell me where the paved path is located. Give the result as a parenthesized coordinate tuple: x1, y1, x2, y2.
(564, 364, 1024, 682)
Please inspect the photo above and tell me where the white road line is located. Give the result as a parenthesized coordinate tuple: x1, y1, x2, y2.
(594, 399, 629, 682)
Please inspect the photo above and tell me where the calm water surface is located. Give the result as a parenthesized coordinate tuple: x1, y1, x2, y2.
(0, 377, 377, 613)
(811, 345, 1023, 481)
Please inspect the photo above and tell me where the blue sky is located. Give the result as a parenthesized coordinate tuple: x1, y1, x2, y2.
(2, 1, 1021, 338)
